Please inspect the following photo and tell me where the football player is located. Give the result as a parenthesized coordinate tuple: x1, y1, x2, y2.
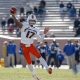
(10, 8, 52, 80)
(73, 46, 80, 74)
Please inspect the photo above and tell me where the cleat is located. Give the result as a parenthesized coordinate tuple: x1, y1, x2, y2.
(47, 68, 52, 74)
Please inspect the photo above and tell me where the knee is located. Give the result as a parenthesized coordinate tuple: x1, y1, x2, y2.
(27, 61, 32, 65)
(37, 55, 41, 59)
(25, 58, 32, 65)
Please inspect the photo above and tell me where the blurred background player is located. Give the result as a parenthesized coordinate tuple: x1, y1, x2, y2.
(44, 41, 49, 63)
(38, 42, 46, 68)
(73, 46, 80, 74)
(10, 7, 52, 80)
(57, 50, 65, 67)
(47, 44, 59, 68)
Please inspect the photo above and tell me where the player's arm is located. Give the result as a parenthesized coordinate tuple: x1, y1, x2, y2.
(10, 7, 23, 28)
(12, 15, 23, 28)
(36, 34, 45, 42)
(36, 27, 49, 42)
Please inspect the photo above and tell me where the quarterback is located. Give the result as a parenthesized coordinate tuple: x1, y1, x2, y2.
(10, 7, 52, 80)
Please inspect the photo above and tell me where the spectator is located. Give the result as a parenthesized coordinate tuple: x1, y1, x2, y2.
(78, 8, 80, 17)
(57, 50, 64, 67)
(63, 39, 75, 69)
(50, 33, 55, 37)
(33, 6, 38, 15)
(70, 6, 76, 17)
(25, 3, 32, 16)
(19, 15, 25, 22)
(38, 4, 44, 16)
(1, 17, 6, 30)
(59, 1, 64, 13)
(73, 0, 78, 3)
(75, 25, 80, 37)
(7, 15, 14, 27)
(7, 40, 16, 67)
(19, 45, 26, 67)
(8, 24, 14, 33)
(47, 44, 59, 68)
(20, 5, 24, 15)
(38, 42, 46, 68)
(2, 41, 8, 67)
(12, 40, 16, 67)
(73, 18, 80, 31)
(66, 1, 72, 11)
(40, 0, 46, 8)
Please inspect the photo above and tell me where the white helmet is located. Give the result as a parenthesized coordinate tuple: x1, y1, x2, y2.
(27, 14, 37, 25)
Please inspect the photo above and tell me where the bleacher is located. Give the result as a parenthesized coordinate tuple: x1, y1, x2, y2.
(0, 0, 26, 18)
(0, 0, 80, 37)
(0, 0, 26, 37)
(36, 0, 80, 37)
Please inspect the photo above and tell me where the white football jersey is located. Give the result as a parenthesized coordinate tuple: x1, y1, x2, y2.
(21, 22, 45, 46)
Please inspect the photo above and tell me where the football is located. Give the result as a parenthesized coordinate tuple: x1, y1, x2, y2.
(10, 6, 16, 14)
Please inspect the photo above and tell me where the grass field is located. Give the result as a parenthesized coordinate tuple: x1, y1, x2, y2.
(0, 68, 80, 80)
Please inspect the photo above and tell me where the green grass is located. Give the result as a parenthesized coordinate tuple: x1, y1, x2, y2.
(0, 68, 80, 80)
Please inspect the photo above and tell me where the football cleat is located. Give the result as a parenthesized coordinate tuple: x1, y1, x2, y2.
(47, 68, 52, 74)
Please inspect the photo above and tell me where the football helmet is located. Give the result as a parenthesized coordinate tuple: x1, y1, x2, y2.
(27, 14, 37, 25)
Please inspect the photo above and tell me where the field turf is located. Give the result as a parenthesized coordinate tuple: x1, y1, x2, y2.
(0, 68, 80, 80)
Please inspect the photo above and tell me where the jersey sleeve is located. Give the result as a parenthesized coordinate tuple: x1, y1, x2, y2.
(36, 29, 45, 42)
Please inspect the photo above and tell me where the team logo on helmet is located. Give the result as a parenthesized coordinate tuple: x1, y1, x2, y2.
(27, 14, 37, 26)
(32, 15, 34, 19)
